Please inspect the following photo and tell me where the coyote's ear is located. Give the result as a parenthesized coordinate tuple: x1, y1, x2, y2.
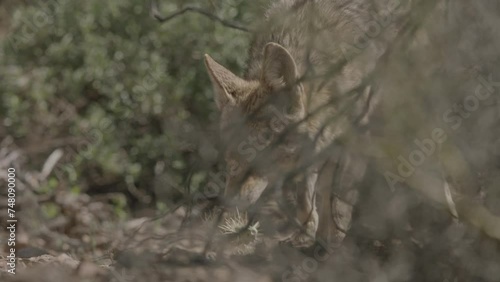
(204, 54, 246, 110)
(261, 43, 298, 89)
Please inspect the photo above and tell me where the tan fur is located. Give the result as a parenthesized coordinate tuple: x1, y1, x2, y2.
(205, 0, 397, 247)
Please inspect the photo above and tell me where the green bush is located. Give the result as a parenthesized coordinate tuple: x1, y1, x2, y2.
(0, 0, 266, 208)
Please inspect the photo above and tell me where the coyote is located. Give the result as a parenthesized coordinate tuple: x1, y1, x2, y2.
(204, 0, 399, 247)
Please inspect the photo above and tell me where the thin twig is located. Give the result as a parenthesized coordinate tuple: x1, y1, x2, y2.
(150, 1, 250, 33)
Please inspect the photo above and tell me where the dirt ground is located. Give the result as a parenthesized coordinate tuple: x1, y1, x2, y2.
(0, 194, 329, 282)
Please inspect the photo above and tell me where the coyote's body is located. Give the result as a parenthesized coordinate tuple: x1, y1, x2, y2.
(205, 0, 401, 246)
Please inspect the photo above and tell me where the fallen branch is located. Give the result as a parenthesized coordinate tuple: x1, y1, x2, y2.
(150, 0, 250, 33)
(362, 136, 500, 242)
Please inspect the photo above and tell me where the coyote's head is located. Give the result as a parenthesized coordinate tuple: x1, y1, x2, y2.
(204, 43, 314, 210)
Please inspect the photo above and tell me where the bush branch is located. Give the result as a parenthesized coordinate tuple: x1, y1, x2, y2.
(150, 1, 250, 33)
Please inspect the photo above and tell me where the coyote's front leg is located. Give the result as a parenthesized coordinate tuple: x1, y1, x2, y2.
(284, 170, 319, 248)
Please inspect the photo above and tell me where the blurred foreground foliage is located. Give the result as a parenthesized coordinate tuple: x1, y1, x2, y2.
(0, 0, 266, 210)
